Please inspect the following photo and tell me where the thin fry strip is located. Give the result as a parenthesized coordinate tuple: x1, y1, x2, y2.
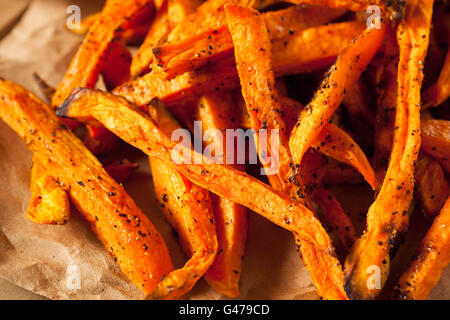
(313, 124, 376, 190)
(0, 79, 174, 295)
(196, 93, 248, 298)
(153, 5, 346, 78)
(288, 22, 386, 169)
(394, 197, 450, 300)
(373, 25, 399, 191)
(26, 155, 70, 225)
(115, 21, 364, 107)
(226, 4, 302, 198)
(421, 119, 450, 173)
(58, 88, 349, 300)
(52, 0, 154, 107)
(147, 99, 218, 300)
(344, 0, 433, 300)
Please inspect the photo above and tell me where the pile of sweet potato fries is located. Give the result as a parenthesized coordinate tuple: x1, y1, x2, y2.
(0, 0, 449, 300)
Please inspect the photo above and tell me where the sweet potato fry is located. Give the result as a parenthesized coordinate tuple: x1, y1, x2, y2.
(288, 21, 386, 170)
(196, 93, 248, 298)
(226, 4, 302, 198)
(421, 119, 450, 173)
(153, 5, 346, 78)
(147, 99, 218, 300)
(115, 21, 364, 107)
(26, 156, 70, 225)
(0, 79, 174, 295)
(52, 0, 154, 107)
(394, 196, 450, 300)
(373, 25, 399, 191)
(131, 0, 171, 77)
(59, 88, 348, 300)
(344, 0, 433, 300)
(415, 155, 449, 220)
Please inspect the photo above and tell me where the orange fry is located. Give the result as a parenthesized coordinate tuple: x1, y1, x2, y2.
(131, 0, 171, 77)
(289, 21, 386, 169)
(196, 93, 248, 298)
(394, 197, 450, 300)
(147, 99, 218, 300)
(52, 0, 154, 107)
(344, 0, 433, 299)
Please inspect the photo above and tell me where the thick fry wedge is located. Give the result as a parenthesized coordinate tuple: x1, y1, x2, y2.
(394, 197, 450, 300)
(59, 88, 348, 300)
(115, 21, 364, 107)
(153, 5, 346, 78)
(147, 99, 218, 300)
(421, 119, 450, 173)
(344, 0, 433, 300)
(415, 155, 449, 220)
(288, 21, 386, 169)
(26, 155, 70, 225)
(196, 93, 248, 298)
(0, 79, 174, 295)
(52, 0, 154, 107)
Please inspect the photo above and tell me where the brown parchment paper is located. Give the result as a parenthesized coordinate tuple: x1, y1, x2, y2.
(0, 0, 449, 300)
